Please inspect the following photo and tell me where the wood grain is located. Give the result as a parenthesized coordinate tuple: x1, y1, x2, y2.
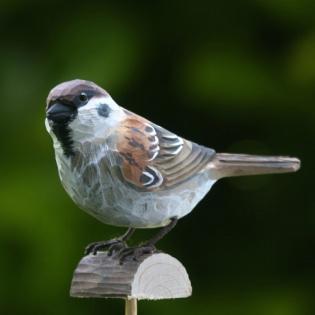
(70, 251, 192, 300)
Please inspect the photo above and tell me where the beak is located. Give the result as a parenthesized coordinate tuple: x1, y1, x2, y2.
(46, 102, 75, 123)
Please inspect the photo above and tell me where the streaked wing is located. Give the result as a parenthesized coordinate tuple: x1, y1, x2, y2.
(115, 114, 216, 190)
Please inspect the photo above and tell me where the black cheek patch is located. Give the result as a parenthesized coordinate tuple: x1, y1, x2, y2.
(97, 104, 111, 117)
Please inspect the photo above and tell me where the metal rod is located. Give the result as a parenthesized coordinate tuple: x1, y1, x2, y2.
(125, 298, 137, 315)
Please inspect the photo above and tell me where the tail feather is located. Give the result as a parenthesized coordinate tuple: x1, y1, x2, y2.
(209, 153, 301, 179)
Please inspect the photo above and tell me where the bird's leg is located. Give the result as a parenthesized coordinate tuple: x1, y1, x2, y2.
(144, 217, 178, 246)
(84, 227, 135, 256)
(118, 217, 178, 264)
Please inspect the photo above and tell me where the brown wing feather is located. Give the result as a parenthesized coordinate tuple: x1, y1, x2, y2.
(116, 114, 216, 190)
(116, 116, 163, 188)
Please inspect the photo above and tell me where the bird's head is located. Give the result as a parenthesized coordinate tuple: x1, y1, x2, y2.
(45, 79, 125, 156)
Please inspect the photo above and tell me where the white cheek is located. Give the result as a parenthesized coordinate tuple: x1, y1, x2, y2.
(69, 96, 126, 142)
(69, 110, 99, 141)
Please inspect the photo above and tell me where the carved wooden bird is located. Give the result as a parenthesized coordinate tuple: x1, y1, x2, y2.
(45, 79, 300, 261)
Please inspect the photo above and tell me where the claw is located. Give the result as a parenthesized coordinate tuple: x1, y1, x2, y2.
(107, 241, 126, 256)
(84, 239, 126, 256)
(117, 244, 157, 264)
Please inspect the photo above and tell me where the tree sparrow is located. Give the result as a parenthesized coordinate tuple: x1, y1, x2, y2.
(45, 79, 300, 261)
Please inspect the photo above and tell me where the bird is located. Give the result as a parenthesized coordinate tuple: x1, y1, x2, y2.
(45, 79, 300, 262)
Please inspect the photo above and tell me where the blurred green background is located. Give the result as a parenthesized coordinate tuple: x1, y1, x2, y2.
(0, 1, 314, 314)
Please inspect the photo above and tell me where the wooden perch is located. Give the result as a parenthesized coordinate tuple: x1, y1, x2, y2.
(70, 251, 192, 300)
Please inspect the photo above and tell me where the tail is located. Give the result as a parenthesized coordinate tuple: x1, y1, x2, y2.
(209, 153, 301, 179)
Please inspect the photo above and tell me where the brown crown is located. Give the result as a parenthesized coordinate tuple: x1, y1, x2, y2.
(46, 79, 107, 109)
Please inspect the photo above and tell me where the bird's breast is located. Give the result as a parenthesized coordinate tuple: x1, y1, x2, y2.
(54, 141, 112, 204)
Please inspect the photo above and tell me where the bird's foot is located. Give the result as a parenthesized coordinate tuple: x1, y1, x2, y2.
(116, 243, 158, 264)
(84, 238, 127, 256)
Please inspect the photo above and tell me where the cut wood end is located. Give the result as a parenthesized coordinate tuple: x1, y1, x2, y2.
(70, 252, 192, 300)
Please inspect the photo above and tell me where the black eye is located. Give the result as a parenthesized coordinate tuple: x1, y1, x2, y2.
(79, 92, 88, 104)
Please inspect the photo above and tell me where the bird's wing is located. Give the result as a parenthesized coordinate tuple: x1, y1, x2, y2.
(114, 113, 216, 190)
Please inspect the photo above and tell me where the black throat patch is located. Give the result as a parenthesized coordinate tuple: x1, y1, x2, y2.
(51, 120, 75, 157)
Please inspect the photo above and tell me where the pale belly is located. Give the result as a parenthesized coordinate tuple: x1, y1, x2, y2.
(55, 151, 216, 228)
